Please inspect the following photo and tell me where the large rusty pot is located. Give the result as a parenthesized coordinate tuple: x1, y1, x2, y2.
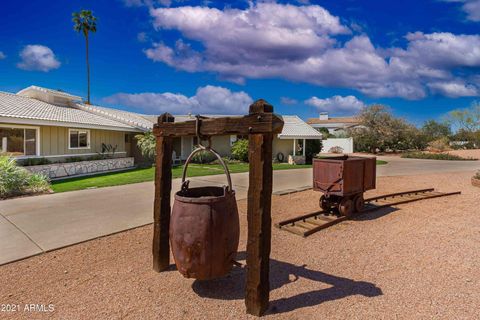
(170, 147, 240, 280)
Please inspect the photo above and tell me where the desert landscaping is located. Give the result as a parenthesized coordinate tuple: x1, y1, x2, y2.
(1, 170, 478, 319)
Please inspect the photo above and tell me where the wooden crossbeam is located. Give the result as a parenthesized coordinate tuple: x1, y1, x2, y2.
(153, 113, 284, 137)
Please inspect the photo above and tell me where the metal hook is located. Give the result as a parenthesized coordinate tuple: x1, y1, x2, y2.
(195, 115, 211, 149)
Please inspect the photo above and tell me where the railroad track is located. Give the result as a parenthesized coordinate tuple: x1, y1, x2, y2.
(275, 188, 461, 237)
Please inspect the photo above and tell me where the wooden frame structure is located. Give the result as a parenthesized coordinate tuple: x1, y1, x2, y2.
(152, 99, 284, 316)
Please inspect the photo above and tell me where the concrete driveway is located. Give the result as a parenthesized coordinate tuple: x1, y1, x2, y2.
(0, 169, 311, 265)
(1, 157, 478, 265)
(376, 156, 480, 176)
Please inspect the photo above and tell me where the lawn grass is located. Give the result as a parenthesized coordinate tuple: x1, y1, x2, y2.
(50, 160, 387, 193)
(50, 163, 312, 193)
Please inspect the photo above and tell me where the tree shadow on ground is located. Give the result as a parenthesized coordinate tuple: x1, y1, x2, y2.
(192, 252, 382, 314)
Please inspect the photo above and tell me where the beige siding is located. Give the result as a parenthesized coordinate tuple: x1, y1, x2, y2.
(181, 137, 192, 159)
(273, 137, 293, 162)
(210, 135, 231, 157)
(179, 135, 231, 158)
(40, 126, 127, 156)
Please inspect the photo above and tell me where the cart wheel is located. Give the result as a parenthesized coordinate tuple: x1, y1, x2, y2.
(353, 194, 364, 212)
(338, 198, 354, 217)
(319, 195, 329, 211)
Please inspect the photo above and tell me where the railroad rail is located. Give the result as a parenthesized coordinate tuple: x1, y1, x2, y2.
(275, 188, 461, 237)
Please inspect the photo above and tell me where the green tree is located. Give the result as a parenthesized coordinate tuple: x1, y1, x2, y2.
(73, 10, 97, 105)
(316, 127, 331, 139)
(349, 105, 426, 153)
(421, 120, 452, 142)
(447, 102, 480, 132)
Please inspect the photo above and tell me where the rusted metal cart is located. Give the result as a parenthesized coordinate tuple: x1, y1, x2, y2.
(313, 155, 376, 217)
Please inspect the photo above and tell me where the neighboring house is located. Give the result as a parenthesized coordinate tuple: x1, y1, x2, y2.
(170, 114, 322, 162)
(307, 112, 360, 135)
(0, 86, 151, 169)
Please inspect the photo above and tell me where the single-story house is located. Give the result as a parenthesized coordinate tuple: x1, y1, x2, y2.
(0, 86, 153, 161)
(0, 85, 321, 177)
(307, 112, 360, 135)
(170, 114, 323, 163)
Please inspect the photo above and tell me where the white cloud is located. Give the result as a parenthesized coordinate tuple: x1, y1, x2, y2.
(103, 85, 253, 114)
(143, 3, 480, 99)
(0, 51, 5, 59)
(148, 3, 349, 66)
(17, 45, 61, 72)
(280, 97, 298, 105)
(442, 0, 480, 22)
(305, 95, 365, 113)
(464, 0, 480, 21)
(399, 32, 480, 68)
(428, 80, 479, 97)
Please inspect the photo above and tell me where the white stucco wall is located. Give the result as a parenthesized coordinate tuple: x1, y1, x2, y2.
(321, 138, 354, 153)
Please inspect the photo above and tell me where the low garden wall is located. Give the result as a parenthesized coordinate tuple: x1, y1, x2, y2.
(321, 138, 354, 154)
(25, 157, 135, 179)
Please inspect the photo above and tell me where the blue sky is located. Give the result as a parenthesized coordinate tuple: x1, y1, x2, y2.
(0, 0, 479, 125)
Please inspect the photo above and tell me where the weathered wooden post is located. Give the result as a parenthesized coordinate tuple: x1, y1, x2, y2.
(153, 113, 174, 272)
(152, 102, 283, 316)
(246, 100, 274, 316)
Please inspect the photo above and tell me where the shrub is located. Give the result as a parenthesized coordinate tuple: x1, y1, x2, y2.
(427, 137, 451, 153)
(231, 139, 249, 162)
(135, 131, 156, 159)
(190, 150, 216, 164)
(401, 152, 477, 161)
(475, 171, 480, 179)
(328, 146, 344, 154)
(305, 139, 322, 164)
(0, 156, 50, 198)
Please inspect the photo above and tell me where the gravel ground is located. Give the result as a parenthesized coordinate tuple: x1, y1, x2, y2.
(0, 171, 479, 320)
(447, 149, 480, 160)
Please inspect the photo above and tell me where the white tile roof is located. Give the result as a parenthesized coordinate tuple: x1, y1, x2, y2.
(0, 86, 321, 138)
(17, 85, 82, 100)
(0, 91, 138, 131)
(278, 115, 323, 139)
(74, 103, 155, 130)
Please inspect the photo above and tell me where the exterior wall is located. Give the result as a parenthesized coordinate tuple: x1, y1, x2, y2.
(181, 137, 192, 159)
(273, 137, 293, 162)
(210, 135, 231, 156)
(180, 135, 232, 158)
(26, 157, 135, 179)
(321, 138, 354, 154)
(40, 126, 127, 157)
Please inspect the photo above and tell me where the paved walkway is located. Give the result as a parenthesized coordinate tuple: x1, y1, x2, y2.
(1, 157, 478, 265)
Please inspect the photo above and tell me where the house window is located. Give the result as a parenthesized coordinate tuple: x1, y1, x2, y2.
(69, 129, 90, 149)
(0, 126, 38, 156)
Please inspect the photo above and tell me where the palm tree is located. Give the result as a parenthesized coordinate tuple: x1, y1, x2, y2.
(72, 10, 97, 105)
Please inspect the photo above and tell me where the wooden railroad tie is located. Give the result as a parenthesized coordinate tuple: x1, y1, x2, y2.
(276, 188, 461, 237)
